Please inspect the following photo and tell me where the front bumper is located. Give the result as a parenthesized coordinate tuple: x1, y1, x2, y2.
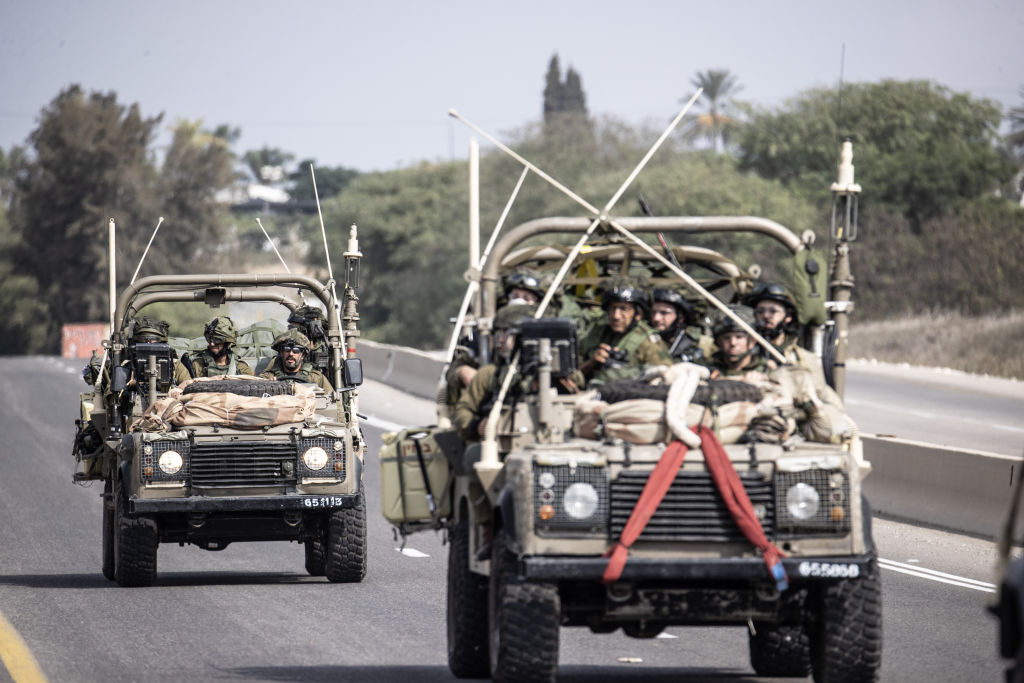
(523, 554, 873, 583)
(130, 492, 360, 515)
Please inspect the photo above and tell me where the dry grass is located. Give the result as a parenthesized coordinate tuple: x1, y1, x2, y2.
(848, 310, 1024, 380)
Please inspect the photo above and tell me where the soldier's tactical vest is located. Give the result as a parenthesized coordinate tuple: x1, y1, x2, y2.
(581, 321, 657, 385)
(190, 350, 238, 377)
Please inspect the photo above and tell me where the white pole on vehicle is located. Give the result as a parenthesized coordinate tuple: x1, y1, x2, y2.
(469, 137, 480, 272)
(108, 218, 116, 334)
(130, 217, 165, 284)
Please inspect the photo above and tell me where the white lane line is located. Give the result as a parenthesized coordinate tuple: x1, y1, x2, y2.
(396, 547, 430, 558)
(360, 414, 406, 432)
(880, 558, 996, 593)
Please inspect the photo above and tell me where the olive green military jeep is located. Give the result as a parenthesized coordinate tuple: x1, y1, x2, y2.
(380, 139, 881, 681)
(73, 272, 367, 587)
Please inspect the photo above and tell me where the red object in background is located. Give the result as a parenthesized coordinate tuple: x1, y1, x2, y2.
(62, 323, 107, 358)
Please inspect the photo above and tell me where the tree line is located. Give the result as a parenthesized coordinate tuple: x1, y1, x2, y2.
(1, 66, 1022, 353)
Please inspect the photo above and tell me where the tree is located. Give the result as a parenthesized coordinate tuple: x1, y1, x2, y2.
(288, 160, 360, 202)
(686, 69, 742, 153)
(542, 54, 589, 126)
(243, 146, 294, 183)
(735, 80, 1017, 228)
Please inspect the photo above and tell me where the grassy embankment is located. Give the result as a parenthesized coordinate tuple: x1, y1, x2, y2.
(848, 311, 1024, 380)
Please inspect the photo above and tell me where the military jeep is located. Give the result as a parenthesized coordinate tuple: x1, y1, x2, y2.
(380, 140, 881, 681)
(73, 270, 367, 588)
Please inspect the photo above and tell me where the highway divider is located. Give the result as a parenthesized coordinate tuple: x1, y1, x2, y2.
(356, 339, 1024, 542)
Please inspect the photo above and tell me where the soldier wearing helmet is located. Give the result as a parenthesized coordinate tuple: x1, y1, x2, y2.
(500, 268, 546, 307)
(259, 328, 333, 392)
(649, 288, 712, 362)
(746, 282, 843, 409)
(704, 305, 773, 378)
(578, 279, 671, 386)
(453, 304, 537, 442)
(173, 316, 252, 384)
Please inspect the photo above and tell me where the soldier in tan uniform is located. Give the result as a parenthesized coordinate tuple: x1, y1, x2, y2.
(259, 329, 333, 392)
(703, 306, 773, 378)
(173, 316, 252, 384)
(578, 281, 671, 386)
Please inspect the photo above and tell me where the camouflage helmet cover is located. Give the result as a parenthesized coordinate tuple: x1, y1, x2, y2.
(711, 305, 757, 339)
(272, 328, 311, 353)
(204, 316, 238, 344)
(493, 303, 537, 331)
(131, 316, 169, 343)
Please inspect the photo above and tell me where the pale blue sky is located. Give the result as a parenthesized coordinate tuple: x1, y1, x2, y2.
(2, 0, 1022, 172)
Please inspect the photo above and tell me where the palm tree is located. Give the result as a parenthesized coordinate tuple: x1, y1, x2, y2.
(685, 69, 742, 153)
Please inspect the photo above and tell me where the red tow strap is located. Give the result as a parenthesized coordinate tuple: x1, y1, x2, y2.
(602, 426, 789, 591)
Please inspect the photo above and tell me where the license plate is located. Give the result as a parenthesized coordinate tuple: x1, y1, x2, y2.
(797, 561, 860, 578)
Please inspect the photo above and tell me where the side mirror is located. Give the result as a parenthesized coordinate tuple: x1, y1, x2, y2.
(111, 365, 129, 392)
(342, 358, 363, 388)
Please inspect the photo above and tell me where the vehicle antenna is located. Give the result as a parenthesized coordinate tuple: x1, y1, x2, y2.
(255, 217, 291, 273)
(129, 216, 164, 284)
(638, 194, 685, 273)
(310, 163, 339, 313)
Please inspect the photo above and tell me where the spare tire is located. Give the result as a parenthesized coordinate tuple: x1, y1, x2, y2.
(599, 378, 761, 406)
(182, 379, 293, 397)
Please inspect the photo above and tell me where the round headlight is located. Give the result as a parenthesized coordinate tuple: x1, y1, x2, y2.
(538, 472, 556, 489)
(787, 482, 820, 520)
(563, 482, 599, 520)
(158, 450, 183, 475)
(303, 446, 329, 470)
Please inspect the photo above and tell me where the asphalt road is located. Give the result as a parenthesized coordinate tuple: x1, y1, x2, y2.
(0, 357, 1010, 682)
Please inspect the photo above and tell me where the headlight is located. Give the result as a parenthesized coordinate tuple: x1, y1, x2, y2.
(786, 482, 820, 520)
(302, 446, 329, 470)
(158, 450, 183, 474)
(563, 482, 599, 520)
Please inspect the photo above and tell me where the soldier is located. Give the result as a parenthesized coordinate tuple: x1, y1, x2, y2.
(453, 304, 536, 442)
(578, 281, 671, 386)
(500, 268, 546, 307)
(174, 316, 252, 384)
(649, 288, 712, 362)
(746, 282, 843, 409)
(259, 329, 333, 392)
(703, 305, 772, 378)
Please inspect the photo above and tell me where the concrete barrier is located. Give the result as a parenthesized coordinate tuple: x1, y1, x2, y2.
(354, 340, 1024, 541)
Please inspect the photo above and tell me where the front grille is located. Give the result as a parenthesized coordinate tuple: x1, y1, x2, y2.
(610, 470, 774, 542)
(534, 465, 609, 535)
(299, 437, 346, 480)
(775, 469, 850, 536)
(190, 441, 297, 488)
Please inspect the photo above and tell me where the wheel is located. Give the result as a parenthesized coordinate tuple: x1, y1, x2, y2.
(488, 529, 560, 683)
(102, 478, 115, 581)
(325, 488, 367, 583)
(810, 554, 883, 682)
(113, 476, 158, 587)
(305, 536, 327, 576)
(447, 518, 490, 678)
(182, 379, 293, 396)
(749, 623, 812, 677)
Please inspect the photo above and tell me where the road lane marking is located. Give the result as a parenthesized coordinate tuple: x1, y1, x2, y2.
(0, 610, 47, 683)
(360, 414, 406, 433)
(396, 547, 430, 558)
(879, 558, 996, 593)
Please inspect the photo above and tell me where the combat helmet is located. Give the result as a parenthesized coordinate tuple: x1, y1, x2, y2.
(651, 288, 695, 321)
(272, 328, 311, 355)
(601, 279, 650, 314)
(745, 282, 797, 338)
(502, 268, 546, 304)
(131, 316, 169, 343)
(711, 305, 757, 340)
(204, 316, 238, 346)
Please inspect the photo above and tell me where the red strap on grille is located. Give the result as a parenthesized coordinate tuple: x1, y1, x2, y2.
(601, 427, 789, 590)
(602, 440, 688, 583)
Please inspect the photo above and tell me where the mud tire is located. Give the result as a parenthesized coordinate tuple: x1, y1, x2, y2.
(182, 379, 292, 397)
(488, 530, 559, 683)
(749, 623, 812, 677)
(113, 476, 158, 587)
(102, 477, 115, 581)
(304, 537, 327, 577)
(810, 554, 883, 682)
(325, 488, 367, 583)
(447, 518, 490, 678)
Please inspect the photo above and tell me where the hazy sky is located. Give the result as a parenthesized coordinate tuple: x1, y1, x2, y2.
(3, 0, 1022, 172)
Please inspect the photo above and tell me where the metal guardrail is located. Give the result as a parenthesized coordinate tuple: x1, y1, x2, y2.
(356, 340, 1024, 542)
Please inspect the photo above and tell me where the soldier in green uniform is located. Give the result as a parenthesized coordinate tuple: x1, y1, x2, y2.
(578, 281, 671, 386)
(746, 282, 843, 409)
(703, 305, 772, 378)
(173, 316, 252, 384)
(259, 329, 334, 392)
(453, 304, 536, 442)
(649, 287, 714, 363)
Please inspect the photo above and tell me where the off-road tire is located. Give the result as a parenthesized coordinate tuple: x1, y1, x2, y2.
(749, 623, 812, 677)
(447, 518, 489, 678)
(304, 537, 327, 576)
(113, 477, 158, 587)
(325, 488, 367, 583)
(102, 478, 115, 581)
(182, 379, 293, 397)
(810, 554, 883, 682)
(488, 530, 559, 683)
